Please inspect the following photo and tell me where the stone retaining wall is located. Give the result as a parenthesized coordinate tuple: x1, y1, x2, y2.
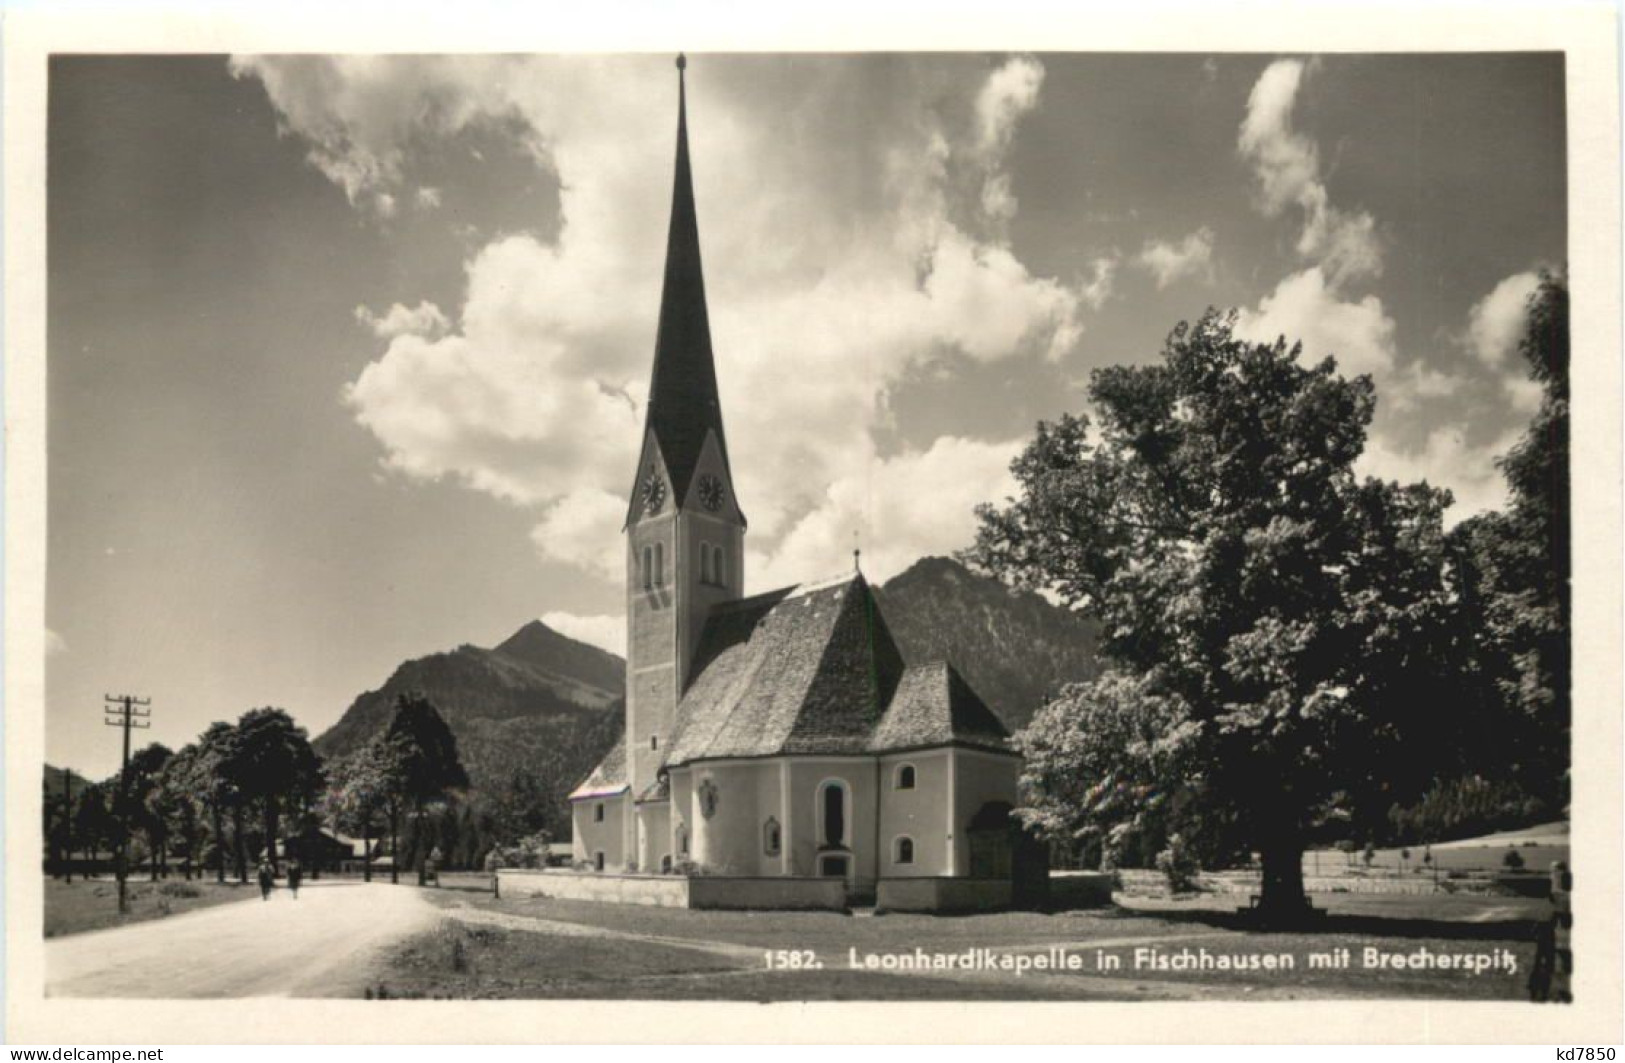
(877, 878, 1012, 913)
(496, 869, 847, 910)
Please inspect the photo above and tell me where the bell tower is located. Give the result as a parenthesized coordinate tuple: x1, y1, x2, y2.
(624, 54, 746, 800)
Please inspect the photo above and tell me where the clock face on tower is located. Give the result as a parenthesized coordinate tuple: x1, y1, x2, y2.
(697, 473, 725, 512)
(641, 470, 667, 515)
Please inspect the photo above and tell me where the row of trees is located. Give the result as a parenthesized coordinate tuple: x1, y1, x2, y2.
(46, 693, 469, 887)
(971, 274, 1570, 918)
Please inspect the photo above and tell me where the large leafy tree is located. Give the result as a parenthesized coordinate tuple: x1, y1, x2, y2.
(970, 310, 1459, 918)
(72, 782, 114, 871)
(192, 721, 246, 883)
(327, 743, 399, 883)
(233, 708, 320, 872)
(382, 692, 468, 884)
(156, 745, 207, 880)
(1451, 272, 1570, 811)
(119, 743, 174, 880)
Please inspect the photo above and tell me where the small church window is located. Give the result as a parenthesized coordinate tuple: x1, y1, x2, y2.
(594, 851, 605, 871)
(654, 542, 665, 586)
(700, 542, 712, 584)
(895, 837, 915, 865)
(650, 735, 658, 751)
(763, 816, 781, 857)
(594, 803, 605, 823)
(896, 764, 917, 790)
(642, 546, 653, 590)
(713, 544, 726, 587)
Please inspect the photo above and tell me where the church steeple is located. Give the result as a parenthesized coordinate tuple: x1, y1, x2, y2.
(636, 53, 736, 516)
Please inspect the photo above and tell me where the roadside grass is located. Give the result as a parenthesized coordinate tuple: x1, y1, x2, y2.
(363, 919, 1131, 1001)
(396, 890, 1541, 1001)
(44, 875, 257, 938)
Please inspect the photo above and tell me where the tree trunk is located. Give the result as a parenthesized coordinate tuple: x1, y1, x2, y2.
(212, 803, 226, 883)
(416, 801, 427, 886)
(263, 800, 280, 872)
(232, 805, 248, 883)
(363, 818, 373, 883)
(1256, 834, 1310, 924)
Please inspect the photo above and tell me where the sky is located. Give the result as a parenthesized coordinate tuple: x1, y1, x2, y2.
(46, 52, 1566, 777)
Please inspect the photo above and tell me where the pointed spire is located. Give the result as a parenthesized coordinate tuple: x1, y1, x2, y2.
(638, 52, 734, 511)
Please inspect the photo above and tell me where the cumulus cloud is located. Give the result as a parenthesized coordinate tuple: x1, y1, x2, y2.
(973, 57, 1044, 225)
(1238, 59, 1381, 287)
(1466, 270, 1540, 368)
(540, 611, 624, 655)
(415, 186, 442, 209)
(1357, 426, 1518, 523)
(527, 488, 629, 580)
(1079, 255, 1118, 310)
(237, 55, 1090, 582)
(1235, 267, 1397, 381)
(1136, 227, 1215, 288)
(750, 435, 1021, 591)
(354, 300, 450, 340)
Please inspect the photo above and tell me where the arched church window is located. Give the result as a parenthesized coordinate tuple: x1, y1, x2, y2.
(764, 816, 781, 857)
(654, 542, 665, 586)
(895, 764, 917, 790)
(642, 546, 653, 590)
(895, 836, 915, 865)
(819, 780, 847, 848)
(594, 803, 605, 823)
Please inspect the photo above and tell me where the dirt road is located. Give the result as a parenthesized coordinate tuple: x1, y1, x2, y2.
(47, 880, 438, 998)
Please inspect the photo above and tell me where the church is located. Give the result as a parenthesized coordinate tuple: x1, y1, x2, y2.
(568, 57, 1022, 903)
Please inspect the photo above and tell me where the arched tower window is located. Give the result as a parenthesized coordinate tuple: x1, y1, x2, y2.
(713, 544, 726, 587)
(895, 764, 917, 790)
(894, 836, 915, 865)
(701, 542, 713, 584)
(642, 546, 653, 590)
(653, 542, 665, 586)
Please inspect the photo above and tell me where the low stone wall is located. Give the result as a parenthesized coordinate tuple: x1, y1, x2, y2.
(877, 877, 1012, 913)
(689, 876, 847, 911)
(496, 869, 846, 910)
(498, 869, 691, 907)
(1047, 871, 1117, 909)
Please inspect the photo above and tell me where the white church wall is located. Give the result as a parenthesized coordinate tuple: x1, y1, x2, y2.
(949, 748, 1022, 874)
(636, 800, 672, 872)
(571, 792, 629, 871)
(789, 757, 880, 888)
(690, 760, 773, 875)
(877, 749, 951, 877)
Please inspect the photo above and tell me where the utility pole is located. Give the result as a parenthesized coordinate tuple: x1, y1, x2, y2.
(62, 770, 74, 884)
(104, 695, 151, 915)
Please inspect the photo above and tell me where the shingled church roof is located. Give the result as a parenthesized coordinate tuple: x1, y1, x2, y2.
(869, 660, 1012, 755)
(568, 735, 627, 800)
(570, 574, 1014, 799)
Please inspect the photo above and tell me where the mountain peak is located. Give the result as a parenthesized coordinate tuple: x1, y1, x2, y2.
(493, 619, 624, 695)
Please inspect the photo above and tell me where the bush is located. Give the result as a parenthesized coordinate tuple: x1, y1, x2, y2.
(158, 881, 201, 899)
(1153, 833, 1200, 893)
(1502, 848, 1525, 870)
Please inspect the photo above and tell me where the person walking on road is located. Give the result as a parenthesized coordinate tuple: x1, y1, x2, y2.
(286, 858, 303, 900)
(257, 859, 275, 901)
